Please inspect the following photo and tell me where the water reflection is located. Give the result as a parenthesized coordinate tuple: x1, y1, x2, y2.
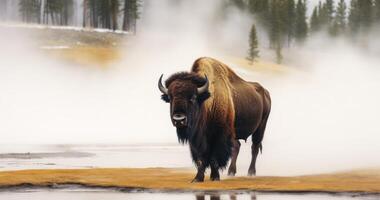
(196, 192, 257, 200)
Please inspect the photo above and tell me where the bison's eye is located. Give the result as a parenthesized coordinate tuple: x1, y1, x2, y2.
(161, 94, 170, 103)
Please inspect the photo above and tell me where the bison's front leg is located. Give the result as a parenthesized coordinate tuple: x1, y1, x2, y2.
(192, 160, 206, 182)
(210, 159, 220, 181)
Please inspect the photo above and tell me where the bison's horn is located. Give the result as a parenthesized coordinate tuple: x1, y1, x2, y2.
(158, 74, 168, 95)
(197, 75, 209, 94)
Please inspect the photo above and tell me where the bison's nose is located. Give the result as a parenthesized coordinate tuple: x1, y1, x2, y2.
(172, 113, 187, 127)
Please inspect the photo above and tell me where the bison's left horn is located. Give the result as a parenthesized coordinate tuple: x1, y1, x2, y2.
(197, 75, 209, 94)
(158, 74, 168, 95)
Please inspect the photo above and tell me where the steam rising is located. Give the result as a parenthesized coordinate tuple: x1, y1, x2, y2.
(0, 0, 380, 175)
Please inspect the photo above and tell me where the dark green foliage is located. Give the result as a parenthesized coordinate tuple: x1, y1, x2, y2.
(275, 43, 283, 64)
(348, 0, 374, 35)
(227, 0, 378, 61)
(325, 0, 335, 25)
(41, 0, 74, 25)
(284, 0, 296, 45)
(248, 0, 270, 26)
(268, 0, 285, 63)
(317, 0, 334, 28)
(294, 0, 308, 42)
(310, 6, 320, 32)
(247, 24, 260, 64)
(230, 0, 246, 10)
(318, 1, 328, 25)
(19, 0, 41, 23)
(123, 0, 141, 33)
(331, 0, 347, 36)
(348, 0, 360, 34)
(359, 0, 374, 29)
(86, 0, 120, 29)
(375, 0, 380, 24)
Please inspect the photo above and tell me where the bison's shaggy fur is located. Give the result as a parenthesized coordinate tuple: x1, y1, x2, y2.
(160, 57, 271, 182)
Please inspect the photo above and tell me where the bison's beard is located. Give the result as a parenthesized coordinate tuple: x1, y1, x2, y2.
(176, 128, 188, 144)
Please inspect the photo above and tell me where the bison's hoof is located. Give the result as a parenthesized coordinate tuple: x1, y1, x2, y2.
(228, 168, 236, 176)
(248, 170, 256, 176)
(210, 176, 220, 181)
(227, 171, 236, 176)
(191, 177, 204, 183)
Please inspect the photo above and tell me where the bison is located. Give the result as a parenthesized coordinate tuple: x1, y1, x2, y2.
(158, 57, 271, 182)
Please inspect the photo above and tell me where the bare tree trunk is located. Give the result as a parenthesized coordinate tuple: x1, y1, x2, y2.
(91, 0, 97, 28)
(111, 1, 118, 30)
(122, 0, 129, 31)
(83, 0, 87, 27)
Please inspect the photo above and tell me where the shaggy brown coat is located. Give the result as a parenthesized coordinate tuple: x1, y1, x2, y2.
(161, 57, 271, 182)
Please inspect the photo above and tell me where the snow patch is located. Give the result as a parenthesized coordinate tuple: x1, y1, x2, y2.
(0, 23, 131, 35)
(40, 46, 71, 50)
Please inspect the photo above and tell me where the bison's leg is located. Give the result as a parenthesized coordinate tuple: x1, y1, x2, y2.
(248, 143, 261, 176)
(210, 158, 220, 181)
(227, 140, 241, 176)
(248, 118, 268, 176)
(192, 160, 206, 182)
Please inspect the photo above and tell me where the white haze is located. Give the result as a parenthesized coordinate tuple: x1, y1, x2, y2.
(0, 0, 380, 175)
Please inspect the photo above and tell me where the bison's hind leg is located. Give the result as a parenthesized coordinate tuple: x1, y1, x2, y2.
(227, 140, 241, 176)
(248, 118, 268, 176)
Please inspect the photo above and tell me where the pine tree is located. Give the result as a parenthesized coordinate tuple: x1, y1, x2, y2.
(230, 0, 246, 10)
(359, 0, 374, 30)
(319, 1, 328, 26)
(110, 0, 120, 30)
(268, 0, 284, 63)
(310, 6, 320, 32)
(325, 0, 335, 25)
(269, 0, 281, 48)
(248, 0, 268, 14)
(349, 0, 374, 35)
(275, 43, 283, 64)
(84, 0, 121, 30)
(348, 0, 360, 34)
(248, 0, 270, 27)
(97, 0, 112, 29)
(19, 0, 41, 23)
(284, 0, 296, 46)
(375, 0, 380, 24)
(295, 0, 308, 42)
(41, 0, 73, 25)
(247, 24, 260, 64)
(332, 0, 347, 36)
(123, 0, 141, 33)
(83, 0, 88, 27)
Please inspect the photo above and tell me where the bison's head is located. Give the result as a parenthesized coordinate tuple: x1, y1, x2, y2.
(158, 72, 210, 139)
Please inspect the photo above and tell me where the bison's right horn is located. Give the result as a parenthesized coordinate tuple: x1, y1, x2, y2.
(197, 75, 209, 94)
(158, 74, 168, 95)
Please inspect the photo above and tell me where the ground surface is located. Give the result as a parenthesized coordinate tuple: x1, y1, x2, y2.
(0, 168, 379, 194)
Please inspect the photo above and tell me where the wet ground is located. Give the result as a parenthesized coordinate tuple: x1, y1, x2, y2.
(0, 144, 379, 199)
(0, 144, 191, 171)
(0, 187, 378, 200)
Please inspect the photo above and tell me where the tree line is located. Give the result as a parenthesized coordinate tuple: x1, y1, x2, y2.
(15, 0, 141, 33)
(310, 0, 380, 37)
(243, 0, 380, 64)
(83, 0, 140, 32)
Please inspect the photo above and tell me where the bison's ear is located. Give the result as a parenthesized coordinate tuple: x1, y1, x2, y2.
(197, 91, 210, 104)
(161, 94, 170, 103)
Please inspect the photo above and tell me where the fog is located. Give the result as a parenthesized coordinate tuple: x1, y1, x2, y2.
(0, 0, 380, 175)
